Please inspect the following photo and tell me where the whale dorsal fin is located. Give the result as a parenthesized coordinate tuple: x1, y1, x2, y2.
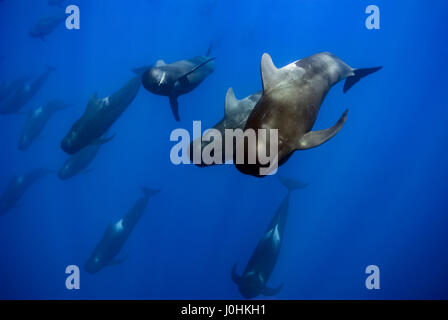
(261, 53, 279, 91)
(86, 92, 100, 113)
(155, 60, 166, 67)
(224, 87, 239, 118)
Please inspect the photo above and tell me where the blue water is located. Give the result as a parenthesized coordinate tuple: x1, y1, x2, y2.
(0, 0, 447, 299)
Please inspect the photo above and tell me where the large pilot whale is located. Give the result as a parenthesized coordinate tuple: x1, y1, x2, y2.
(0, 66, 55, 115)
(18, 100, 69, 150)
(235, 52, 382, 177)
(232, 176, 307, 299)
(189, 88, 261, 166)
(61, 75, 141, 155)
(0, 168, 52, 215)
(137, 46, 215, 121)
(84, 187, 160, 274)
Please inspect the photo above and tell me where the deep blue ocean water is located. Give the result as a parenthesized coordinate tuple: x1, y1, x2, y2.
(0, 0, 447, 299)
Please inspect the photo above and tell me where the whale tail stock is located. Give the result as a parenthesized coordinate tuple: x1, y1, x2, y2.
(343, 66, 382, 93)
(140, 186, 160, 198)
(278, 176, 308, 193)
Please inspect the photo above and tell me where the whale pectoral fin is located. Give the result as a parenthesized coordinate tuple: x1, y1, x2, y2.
(297, 109, 348, 150)
(231, 264, 242, 285)
(177, 57, 216, 84)
(343, 66, 382, 93)
(169, 96, 180, 121)
(262, 283, 284, 297)
(91, 133, 116, 146)
(108, 254, 129, 267)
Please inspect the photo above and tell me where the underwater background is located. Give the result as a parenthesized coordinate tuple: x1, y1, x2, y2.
(0, 0, 447, 299)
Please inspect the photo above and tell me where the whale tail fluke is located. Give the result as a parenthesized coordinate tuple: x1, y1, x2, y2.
(343, 66, 382, 93)
(140, 186, 160, 198)
(278, 176, 308, 192)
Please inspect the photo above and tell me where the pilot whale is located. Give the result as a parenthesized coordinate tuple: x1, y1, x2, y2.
(189, 88, 261, 166)
(232, 176, 307, 299)
(137, 46, 215, 121)
(0, 76, 29, 104)
(58, 134, 113, 180)
(61, 75, 141, 154)
(0, 168, 52, 215)
(84, 187, 160, 274)
(18, 100, 68, 150)
(29, 14, 65, 41)
(0, 66, 55, 115)
(235, 52, 382, 177)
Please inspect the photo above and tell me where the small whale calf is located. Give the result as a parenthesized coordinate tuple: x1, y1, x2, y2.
(0, 168, 52, 216)
(29, 14, 65, 41)
(18, 100, 68, 151)
(61, 75, 141, 155)
(84, 187, 160, 274)
(232, 176, 307, 299)
(137, 46, 215, 121)
(0, 66, 55, 115)
(235, 52, 382, 177)
(58, 134, 113, 180)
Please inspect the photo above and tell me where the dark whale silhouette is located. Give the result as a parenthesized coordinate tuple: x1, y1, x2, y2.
(29, 14, 65, 41)
(84, 187, 160, 274)
(0, 168, 53, 216)
(235, 52, 382, 177)
(0, 66, 55, 115)
(61, 75, 141, 155)
(18, 100, 68, 150)
(232, 176, 307, 299)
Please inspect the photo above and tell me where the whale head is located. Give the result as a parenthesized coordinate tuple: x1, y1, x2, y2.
(238, 272, 265, 299)
(142, 67, 172, 96)
(84, 255, 105, 274)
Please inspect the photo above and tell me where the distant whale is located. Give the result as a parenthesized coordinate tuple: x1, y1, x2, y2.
(232, 176, 307, 299)
(0, 168, 52, 216)
(189, 88, 261, 166)
(84, 187, 160, 274)
(235, 52, 382, 177)
(137, 46, 215, 121)
(61, 75, 141, 155)
(18, 100, 68, 150)
(0, 76, 29, 104)
(58, 134, 113, 180)
(29, 14, 65, 41)
(0, 66, 55, 115)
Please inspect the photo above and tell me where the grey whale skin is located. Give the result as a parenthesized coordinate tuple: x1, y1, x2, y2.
(0, 168, 52, 215)
(189, 88, 262, 166)
(61, 75, 141, 155)
(232, 176, 307, 299)
(84, 187, 160, 274)
(18, 100, 68, 150)
(138, 49, 215, 121)
(0, 67, 55, 115)
(235, 52, 382, 177)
